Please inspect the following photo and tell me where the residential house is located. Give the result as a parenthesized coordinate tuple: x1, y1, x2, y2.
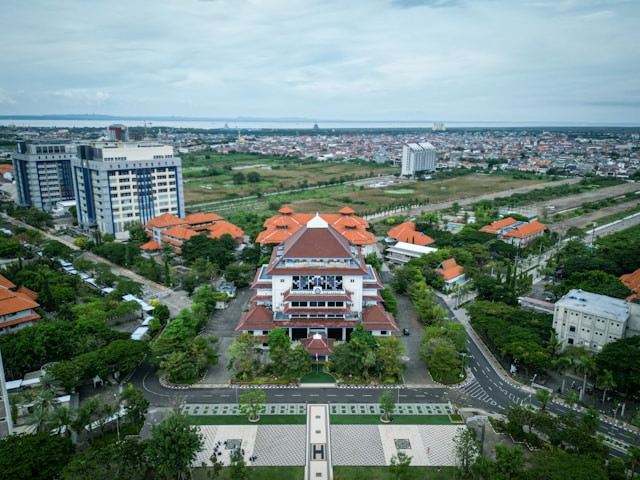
(480, 217, 547, 246)
(435, 258, 466, 290)
(386, 221, 435, 246)
(0, 274, 41, 334)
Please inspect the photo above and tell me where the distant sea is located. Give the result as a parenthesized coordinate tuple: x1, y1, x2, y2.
(1, 118, 637, 130)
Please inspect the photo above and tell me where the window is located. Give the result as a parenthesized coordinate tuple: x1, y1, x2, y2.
(568, 338, 574, 344)
(569, 326, 576, 332)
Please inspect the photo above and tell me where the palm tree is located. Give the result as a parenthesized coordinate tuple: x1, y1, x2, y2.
(576, 355, 597, 401)
(25, 406, 51, 433)
(49, 405, 74, 438)
(597, 369, 616, 407)
(553, 355, 573, 394)
(627, 445, 640, 478)
(565, 391, 579, 417)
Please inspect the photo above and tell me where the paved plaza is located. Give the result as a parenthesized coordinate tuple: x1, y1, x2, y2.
(189, 403, 461, 468)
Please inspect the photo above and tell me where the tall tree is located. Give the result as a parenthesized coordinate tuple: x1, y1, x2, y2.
(453, 428, 479, 476)
(239, 388, 266, 421)
(145, 411, 203, 480)
(378, 389, 396, 422)
(0, 432, 74, 480)
(389, 451, 412, 480)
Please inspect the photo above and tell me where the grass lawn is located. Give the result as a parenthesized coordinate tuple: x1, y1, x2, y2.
(334, 466, 457, 479)
(193, 466, 304, 480)
(330, 415, 452, 425)
(300, 364, 336, 383)
(187, 415, 307, 425)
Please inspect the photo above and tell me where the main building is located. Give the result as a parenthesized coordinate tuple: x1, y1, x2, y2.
(237, 215, 397, 352)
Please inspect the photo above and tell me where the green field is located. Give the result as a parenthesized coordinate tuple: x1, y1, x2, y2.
(192, 466, 456, 479)
(187, 415, 307, 425)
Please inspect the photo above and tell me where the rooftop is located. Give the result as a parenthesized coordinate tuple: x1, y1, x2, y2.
(556, 289, 629, 322)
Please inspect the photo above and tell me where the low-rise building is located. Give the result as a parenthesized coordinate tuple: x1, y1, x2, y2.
(435, 258, 466, 290)
(385, 241, 438, 265)
(0, 274, 41, 334)
(386, 221, 435, 246)
(552, 289, 636, 352)
(480, 217, 547, 246)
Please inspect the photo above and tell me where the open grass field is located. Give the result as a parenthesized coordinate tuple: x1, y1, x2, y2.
(281, 174, 545, 214)
(182, 153, 397, 204)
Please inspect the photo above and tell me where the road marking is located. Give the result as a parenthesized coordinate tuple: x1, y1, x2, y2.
(292, 394, 301, 397)
(328, 394, 337, 397)
(275, 394, 284, 397)
(363, 394, 372, 397)
(309, 394, 319, 397)
(345, 394, 355, 397)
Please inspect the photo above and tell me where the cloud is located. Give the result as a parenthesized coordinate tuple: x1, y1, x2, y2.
(0, 88, 16, 105)
(0, 0, 637, 123)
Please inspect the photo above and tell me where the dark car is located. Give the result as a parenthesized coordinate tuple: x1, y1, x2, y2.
(403, 328, 410, 336)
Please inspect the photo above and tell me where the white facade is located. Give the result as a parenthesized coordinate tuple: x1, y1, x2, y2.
(71, 142, 184, 240)
(401, 142, 436, 176)
(385, 241, 438, 265)
(552, 289, 630, 352)
(0, 348, 13, 438)
(12, 142, 77, 211)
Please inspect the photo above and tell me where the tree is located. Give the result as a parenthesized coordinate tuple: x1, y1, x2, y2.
(246, 171, 261, 183)
(73, 236, 91, 250)
(606, 457, 627, 480)
(268, 327, 291, 377)
(596, 336, 640, 394)
(226, 333, 262, 380)
(561, 270, 631, 299)
(380, 288, 398, 316)
(627, 445, 640, 478)
(181, 273, 198, 296)
(120, 383, 149, 427)
(453, 427, 479, 476)
(145, 411, 204, 480)
(365, 252, 382, 271)
(153, 303, 171, 325)
(375, 336, 404, 382)
(576, 354, 597, 401)
(378, 389, 396, 422)
(232, 172, 246, 184)
(535, 389, 552, 411)
(471, 444, 524, 480)
(596, 369, 616, 406)
(0, 432, 73, 480)
(239, 388, 265, 421)
(61, 439, 147, 480)
(389, 451, 412, 480)
(229, 448, 249, 480)
(285, 344, 312, 379)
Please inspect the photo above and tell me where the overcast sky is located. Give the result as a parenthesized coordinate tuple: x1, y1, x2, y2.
(1, 0, 639, 124)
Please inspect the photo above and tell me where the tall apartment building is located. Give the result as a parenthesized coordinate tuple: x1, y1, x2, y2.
(12, 142, 76, 211)
(552, 289, 640, 352)
(71, 142, 184, 240)
(401, 142, 436, 176)
(0, 348, 13, 438)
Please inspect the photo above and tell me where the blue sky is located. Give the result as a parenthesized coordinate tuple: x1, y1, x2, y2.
(1, 0, 638, 124)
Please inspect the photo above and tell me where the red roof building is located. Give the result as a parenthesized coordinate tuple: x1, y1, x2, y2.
(386, 221, 435, 246)
(435, 258, 466, 290)
(621, 268, 640, 302)
(237, 214, 397, 358)
(142, 211, 245, 254)
(256, 206, 377, 255)
(480, 217, 547, 246)
(0, 274, 41, 334)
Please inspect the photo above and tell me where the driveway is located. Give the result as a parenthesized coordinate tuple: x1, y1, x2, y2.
(199, 288, 252, 385)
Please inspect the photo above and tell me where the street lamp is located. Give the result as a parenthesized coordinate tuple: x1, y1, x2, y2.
(529, 374, 537, 405)
(459, 353, 467, 378)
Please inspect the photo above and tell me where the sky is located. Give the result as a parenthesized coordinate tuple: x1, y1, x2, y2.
(1, 0, 639, 124)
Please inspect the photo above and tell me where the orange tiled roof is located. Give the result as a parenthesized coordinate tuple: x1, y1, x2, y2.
(235, 305, 276, 331)
(436, 258, 465, 281)
(140, 240, 162, 251)
(479, 217, 518, 234)
(183, 212, 223, 225)
(387, 221, 435, 246)
(145, 212, 183, 229)
(207, 221, 245, 240)
(16, 286, 38, 301)
(301, 335, 335, 355)
(361, 304, 399, 332)
(0, 287, 40, 317)
(162, 226, 199, 241)
(502, 221, 547, 239)
(0, 274, 16, 290)
(621, 268, 640, 301)
(257, 207, 374, 245)
(0, 313, 41, 329)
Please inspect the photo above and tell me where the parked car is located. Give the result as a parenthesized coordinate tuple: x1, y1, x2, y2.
(403, 328, 410, 336)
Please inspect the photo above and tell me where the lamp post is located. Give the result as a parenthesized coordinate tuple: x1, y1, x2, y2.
(529, 374, 537, 405)
(459, 352, 467, 378)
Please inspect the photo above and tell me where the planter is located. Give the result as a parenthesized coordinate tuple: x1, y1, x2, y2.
(248, 415, 260, 423)
(380, 415, 392, 424)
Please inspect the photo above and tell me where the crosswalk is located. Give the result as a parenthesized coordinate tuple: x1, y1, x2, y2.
(460, 381, 497, 406)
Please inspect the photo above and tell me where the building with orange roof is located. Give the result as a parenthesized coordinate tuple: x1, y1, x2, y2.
(0, 277, 41, 334)
(479, 217, 518, 234)
(621, 268, 640, 302)
(435, 258, 466, 290)
(256, 206, 377, 255)
(479, 217, 547, 246)
(142, 211, 245, 255)
(386, 221, 435, 246)
(237, 215, 397, 360)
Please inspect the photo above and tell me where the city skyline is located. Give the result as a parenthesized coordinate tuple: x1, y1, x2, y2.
(1, 0, 639, 124)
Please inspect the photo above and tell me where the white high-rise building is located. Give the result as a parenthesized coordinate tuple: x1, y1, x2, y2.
(71, 142, 184, 240)
(401, 142, 436, 176)
(12, 142, 77, 211)
(0, 348, 13, 438)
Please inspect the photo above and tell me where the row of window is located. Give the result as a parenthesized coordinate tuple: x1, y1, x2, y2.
(290, 301, 345, 308)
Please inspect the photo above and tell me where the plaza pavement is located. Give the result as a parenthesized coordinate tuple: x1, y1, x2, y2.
(189, 403, 462, 468)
